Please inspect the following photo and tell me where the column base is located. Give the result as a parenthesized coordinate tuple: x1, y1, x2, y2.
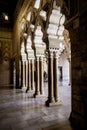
(45, 100, 62, 107)
(31, 86, 35, 91)
(34, 93, 45, 98)
(39, 94, 46, 97)
(31, 89, 35, 92)
(26, 89, 34, 93)
(22, 86, 26, 92)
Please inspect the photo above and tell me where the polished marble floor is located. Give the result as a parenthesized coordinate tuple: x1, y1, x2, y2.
(0, 81, 74, 130)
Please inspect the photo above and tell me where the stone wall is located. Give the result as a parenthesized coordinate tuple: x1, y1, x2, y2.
(66, 2, 87, 129)
(0, 29, 12, 87)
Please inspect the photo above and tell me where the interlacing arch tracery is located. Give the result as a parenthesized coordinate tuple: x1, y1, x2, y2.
(19, 0, 71, 106)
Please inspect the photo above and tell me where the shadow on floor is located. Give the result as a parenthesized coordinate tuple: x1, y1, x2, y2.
(42, 120, 74, 130)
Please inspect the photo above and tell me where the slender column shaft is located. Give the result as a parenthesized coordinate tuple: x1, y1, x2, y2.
(40, 57, 44, 95)
(54, 52, 59, 102)
(26, 60, 28, 89)
(48, 51, 54, 102)
(19, 60, 21, 87)
(35, 57, 40, 95)
(28, 59, 31, 91)
(13, 62, 16, 88)
(31, 59, 35, 90)
(69, 59, 71, 86)
(22, 60, 26, 88)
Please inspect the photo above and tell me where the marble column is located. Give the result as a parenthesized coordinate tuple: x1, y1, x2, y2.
(25, 60, 28, 90)
(68, 58, 71, 86)
(34, 57, 40, 97)
(54, 52, 59, 102)
(31, 59, 35, 91)
(19, 60, 21, 88)
(40, 57, 44, 96)
(13, 62, 16, 88)
(26, 59, 31, 92)
(22, 60, 26, 90)
(46, 51, 55, 106)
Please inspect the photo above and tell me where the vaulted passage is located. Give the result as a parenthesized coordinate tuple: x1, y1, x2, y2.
(12, 0, 71, 108)
(0, 0, 87, 130)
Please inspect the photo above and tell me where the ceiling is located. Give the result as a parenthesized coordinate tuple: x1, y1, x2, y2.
(0, 0, 18, 28)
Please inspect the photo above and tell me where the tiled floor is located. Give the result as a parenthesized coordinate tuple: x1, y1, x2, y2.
(0, 82, 74, 130)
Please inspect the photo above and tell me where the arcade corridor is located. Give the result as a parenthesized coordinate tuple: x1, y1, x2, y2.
(0, 82, 73, 130)
(0, 0, 87, 129)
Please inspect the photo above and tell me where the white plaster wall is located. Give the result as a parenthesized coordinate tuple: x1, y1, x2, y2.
(59, 52, 69, 82)
(44, 60, 48, 73)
